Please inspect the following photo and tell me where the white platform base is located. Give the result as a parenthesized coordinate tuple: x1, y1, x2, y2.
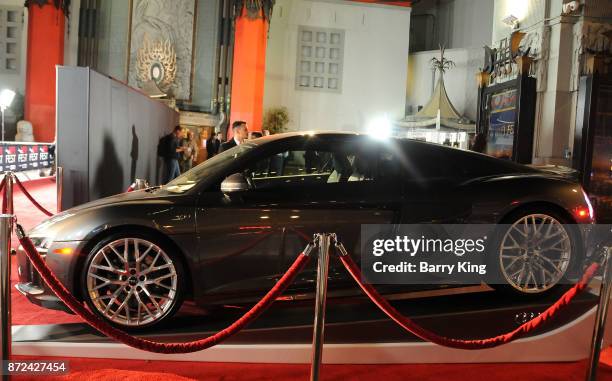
(10, 306, 612, 364)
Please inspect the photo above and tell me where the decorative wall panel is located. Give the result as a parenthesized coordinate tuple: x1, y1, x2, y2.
(127, 0, 196, 100)
(0, 6, 23, 74)
(295, 26, 344, 93)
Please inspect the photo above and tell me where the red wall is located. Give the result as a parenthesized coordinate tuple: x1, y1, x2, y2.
(24, 5, 65, 143)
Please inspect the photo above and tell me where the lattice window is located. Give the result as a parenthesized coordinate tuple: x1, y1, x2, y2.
(296, 26, 344, 93)
(0, 6, 22, 74)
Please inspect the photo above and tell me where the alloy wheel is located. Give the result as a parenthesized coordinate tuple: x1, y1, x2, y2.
(498, 214, 572, 293)
(86, 238, 178, 326)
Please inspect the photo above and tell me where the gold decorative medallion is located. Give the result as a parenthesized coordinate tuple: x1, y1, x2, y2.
(136, 37, 177, 94)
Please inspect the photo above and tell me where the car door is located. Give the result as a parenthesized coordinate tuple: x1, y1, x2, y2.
(260, 138, 406, 295)
(194, 189, 285, 303)
(187, 140, 276, 303)
(194, 136, 407, 302)
(193, 138, 320, 303)
(280, 175, 404, 295)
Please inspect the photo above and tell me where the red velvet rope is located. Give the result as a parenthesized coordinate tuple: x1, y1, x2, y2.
(13, 176, 53, 216)
(339, 254, 599, 350)
(17, 232, 310, 354)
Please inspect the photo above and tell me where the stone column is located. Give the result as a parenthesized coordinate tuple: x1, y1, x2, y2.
(531, 0, 612, 165)
(228, 0, 274, 139)
(531, 1, 576, 165)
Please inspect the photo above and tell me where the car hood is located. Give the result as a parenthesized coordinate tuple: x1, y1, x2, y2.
(66, 188, 169, 212)
(28, 188, 178, 238)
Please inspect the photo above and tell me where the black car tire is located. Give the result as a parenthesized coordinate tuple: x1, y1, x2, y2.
(81, 231, 185, 331)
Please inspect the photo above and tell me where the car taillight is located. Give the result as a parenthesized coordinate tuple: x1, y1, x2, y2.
(574, 206, 590, 219)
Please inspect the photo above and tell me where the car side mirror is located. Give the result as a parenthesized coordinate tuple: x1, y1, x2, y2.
(221, 173, 251, 194)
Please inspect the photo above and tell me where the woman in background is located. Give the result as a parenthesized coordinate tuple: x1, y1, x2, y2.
(180, 130, 198, 173)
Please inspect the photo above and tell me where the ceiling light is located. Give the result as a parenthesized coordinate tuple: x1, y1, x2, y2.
(0, 89, 16, 110)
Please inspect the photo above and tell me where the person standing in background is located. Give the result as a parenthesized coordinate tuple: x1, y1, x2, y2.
(206, 132, 222, 158)
(180, 130, 198, 173)
(221, 121, 248, 152)
(160, 125, 186, 183)
(215, 132, 223, 153)
(470, 133, 487, 153)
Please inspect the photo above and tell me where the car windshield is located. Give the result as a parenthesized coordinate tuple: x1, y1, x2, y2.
(164, 142, 257, 193)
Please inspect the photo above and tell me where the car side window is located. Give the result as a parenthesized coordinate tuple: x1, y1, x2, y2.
(245, 148, 379, 190)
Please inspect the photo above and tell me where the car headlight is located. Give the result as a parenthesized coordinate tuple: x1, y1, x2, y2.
(28, 236, 54, 257)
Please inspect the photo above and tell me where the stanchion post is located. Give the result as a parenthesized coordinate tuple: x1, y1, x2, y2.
(2, 173, 13, 215)
(586, 246, 612, 381)
(134, 178, 149, 190)
(310, 233, 331, 381)
(56, 166, 63, 213)
(2, 173, 13, 255)
(0, 214, 13, 381)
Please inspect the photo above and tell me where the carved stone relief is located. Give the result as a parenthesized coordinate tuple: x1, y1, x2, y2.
(127, 0, 196, 100)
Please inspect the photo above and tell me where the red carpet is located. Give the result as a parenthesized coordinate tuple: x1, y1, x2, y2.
(9, 354, 612, 381)
(7, 178, 612, 380)
(9, 177, 58, 245)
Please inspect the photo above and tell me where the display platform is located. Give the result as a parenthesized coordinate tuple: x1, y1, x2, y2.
(11, 285, 612, 364)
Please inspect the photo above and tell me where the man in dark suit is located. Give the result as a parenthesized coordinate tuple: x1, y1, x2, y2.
(206, 132, 223, 158)
(221, 120, 248, 152)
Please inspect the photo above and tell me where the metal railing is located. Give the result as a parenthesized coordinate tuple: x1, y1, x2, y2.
(310, 233, 332, 381)
(0, 214, 12, 381)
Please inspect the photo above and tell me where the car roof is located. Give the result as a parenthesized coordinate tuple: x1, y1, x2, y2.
(251, 131, 460, 153)
(249, 131, 435, 149)
(250, 131, 361, 144)
(248, 131, 536, 174)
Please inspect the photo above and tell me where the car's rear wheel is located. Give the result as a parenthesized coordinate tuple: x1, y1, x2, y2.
(491, 210, 577, 295)
(82, 233, 184, 330)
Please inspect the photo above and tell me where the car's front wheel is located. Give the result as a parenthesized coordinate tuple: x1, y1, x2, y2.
(82, 233, 184, 330)
(492, 210, 578, 295)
